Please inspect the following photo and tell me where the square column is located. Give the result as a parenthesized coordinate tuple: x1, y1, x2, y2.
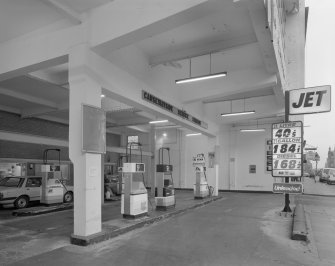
(68, 46, 103, 237)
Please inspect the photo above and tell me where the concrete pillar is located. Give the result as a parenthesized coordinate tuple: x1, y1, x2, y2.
(229, 129, 237, 190)
(213, 143, 220, 196)
(179, 130, 186, 188)
(149, 126, 156, 197)
(69, 45, 102, 237)
(101, 154, 105, 203)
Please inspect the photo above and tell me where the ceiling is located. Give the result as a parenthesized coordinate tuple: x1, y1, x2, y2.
(0, 0, 286, 134)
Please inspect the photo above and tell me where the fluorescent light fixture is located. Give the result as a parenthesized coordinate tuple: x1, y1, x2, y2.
(240, 128, 265, 132)
(149, 120, 169, 124)
(176, 72, 227, 84)
(163, 133, 167, 137)
(221, 110, 255, 117)
(186, 133, 202, 137)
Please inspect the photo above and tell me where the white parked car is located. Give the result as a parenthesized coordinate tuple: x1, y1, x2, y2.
(0, 176, 73, 208)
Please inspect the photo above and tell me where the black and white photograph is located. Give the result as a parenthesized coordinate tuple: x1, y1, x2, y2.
(0, 0, 334, 265)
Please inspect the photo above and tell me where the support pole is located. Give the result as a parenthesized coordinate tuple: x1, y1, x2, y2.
(283, 91, 291, 212)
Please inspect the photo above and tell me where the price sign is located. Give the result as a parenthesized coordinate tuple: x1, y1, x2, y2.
(272, 121, 303, 177)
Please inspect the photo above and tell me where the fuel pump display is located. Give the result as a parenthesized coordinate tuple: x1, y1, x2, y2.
(193, 153, 210, 199)
(121, 142, 148, 219)
(155, 147, 175, 210)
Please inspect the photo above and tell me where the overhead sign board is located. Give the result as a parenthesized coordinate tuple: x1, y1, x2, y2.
(142, 90, 208, 129)
(273, 183, 303, 194)
(272, 121, 303, 177)
(289, 85, 331, 115)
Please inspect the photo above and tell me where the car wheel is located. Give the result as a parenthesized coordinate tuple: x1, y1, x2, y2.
(14, 196, 29, 209)
(63, 191, 73, 203)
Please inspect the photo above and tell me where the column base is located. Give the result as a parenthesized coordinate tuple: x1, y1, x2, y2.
(123, 212, 148, 219)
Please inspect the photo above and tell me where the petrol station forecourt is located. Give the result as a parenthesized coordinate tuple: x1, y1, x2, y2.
(2, 1, 335, 265)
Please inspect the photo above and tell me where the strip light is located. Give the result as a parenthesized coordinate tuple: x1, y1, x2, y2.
(240, 128, 265, 132)
(186, 133, 202, 137)
(149, 120, 169, 124)
(176, 72, 227, 84)
(221, 110, 255, 117)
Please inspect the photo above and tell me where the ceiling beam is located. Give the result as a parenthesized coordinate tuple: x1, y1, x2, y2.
(42, 0, 82, 24)
(244, 0, 278, 74)
(0, 25, 82, 81)
(0, 87, 58, 108)
(127, 125, 149, 133)
(91, 0, 209, 55)
(0, 104, 20, 114)
(203, 87, 274, 104)
(136, 111, 156, 120)
(150, 34, 257, 66)
(38, 115, 69, 125)
(20, 106, 59, 118)
(272, 81, 285, 105)
(0, 131, 68, 147)
(26, 74, 69, 92)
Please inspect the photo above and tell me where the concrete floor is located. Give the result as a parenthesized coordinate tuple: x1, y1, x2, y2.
(2, 191, 335, 266)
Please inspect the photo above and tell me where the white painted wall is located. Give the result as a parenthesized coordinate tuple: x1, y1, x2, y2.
(218, 127, 273, 191)
(218, 127, 230, 189)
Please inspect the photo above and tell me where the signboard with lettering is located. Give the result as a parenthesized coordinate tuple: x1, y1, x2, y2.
(142, 90, 208, 129)
(273, 183, 303, 194)
(272, 121, 303, 177)
(289, 85, 331, 115)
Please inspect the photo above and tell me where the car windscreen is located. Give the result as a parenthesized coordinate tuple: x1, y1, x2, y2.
(0, 177, 24, 187)
(324, 169, 330, 174)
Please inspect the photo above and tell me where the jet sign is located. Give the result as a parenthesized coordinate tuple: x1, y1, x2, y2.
(289, 85, 331, 115)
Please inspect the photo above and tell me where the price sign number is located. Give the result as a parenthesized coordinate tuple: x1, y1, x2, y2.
(274, 128, 297, 138)
(271, 121, 303, 177)
(273, 159, 301, 169)
(273, 144, 301, 154)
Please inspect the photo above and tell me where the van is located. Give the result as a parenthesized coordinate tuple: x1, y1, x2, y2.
(326, 168, 335, 185)
(319, 168, 335, 183)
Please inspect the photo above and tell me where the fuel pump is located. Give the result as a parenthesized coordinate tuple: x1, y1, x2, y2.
(121, 142, 148, 219)
(155, 147, 175, 210)
(193, 153, 209, 199)
(40, 149, 64, 205)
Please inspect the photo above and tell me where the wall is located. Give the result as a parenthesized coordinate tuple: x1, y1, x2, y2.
(153, 128, 219, 190)
(223, 127, 273, 191)
(218, 127, 230, 189)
